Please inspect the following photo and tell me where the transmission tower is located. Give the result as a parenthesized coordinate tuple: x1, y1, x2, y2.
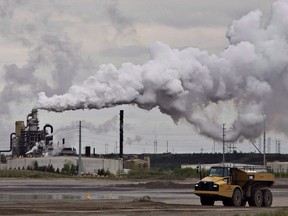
(267, 137, 271, 153)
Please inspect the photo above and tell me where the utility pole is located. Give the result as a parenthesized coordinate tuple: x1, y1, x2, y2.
(153, 131, 158, 154)
(153, 140, 158, 154)
(222, 124, 225, 164)
(155, 140, 157, 154)
(166, 141, 168, 153)
(105, 143, 108, 154)
(263, 118, 266, 168)
(277, 140, 281, 154)
(78, 121, 82, 176)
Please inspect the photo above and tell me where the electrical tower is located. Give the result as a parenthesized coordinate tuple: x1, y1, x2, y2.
(267, 137, 271, 153)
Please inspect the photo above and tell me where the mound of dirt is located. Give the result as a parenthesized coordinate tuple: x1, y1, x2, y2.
(115, 181, 194, 189)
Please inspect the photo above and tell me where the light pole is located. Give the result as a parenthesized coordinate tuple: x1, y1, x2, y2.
(263, 117, 266, 168)
(222, 124, 225, 164)
(78, 121, 82, 176)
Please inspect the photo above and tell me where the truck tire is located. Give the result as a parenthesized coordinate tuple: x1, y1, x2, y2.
(262, 189, 273, 207)
(200, 196, 215, 206)
(248, 189, 263, 207)
(231, 188, 242, 207)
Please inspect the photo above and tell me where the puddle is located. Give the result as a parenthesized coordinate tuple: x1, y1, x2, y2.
(0, 193, 82, 201)
(0, 192, 121, 201)
(0, 188, 194, 201)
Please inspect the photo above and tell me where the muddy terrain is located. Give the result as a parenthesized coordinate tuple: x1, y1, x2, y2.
(0, 178, 287, 215)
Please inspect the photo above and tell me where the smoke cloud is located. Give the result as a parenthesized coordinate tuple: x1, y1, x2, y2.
(53, 116, 119, 136)
(36, 1, 288, 142)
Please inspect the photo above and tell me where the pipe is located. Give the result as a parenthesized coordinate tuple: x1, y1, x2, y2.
(0, 133, 16, 153)
(43, 124, 53, 134)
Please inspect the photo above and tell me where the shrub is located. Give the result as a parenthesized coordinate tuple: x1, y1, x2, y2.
(173, 168, 198, 178)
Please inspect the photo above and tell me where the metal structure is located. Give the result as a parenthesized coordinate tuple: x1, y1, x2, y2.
(119, 110, 124, 158)
(10, 109, 54, 157)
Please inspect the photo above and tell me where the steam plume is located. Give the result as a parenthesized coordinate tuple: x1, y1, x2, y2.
(53, 116, 118, 136)
(36, 1, 288, 142)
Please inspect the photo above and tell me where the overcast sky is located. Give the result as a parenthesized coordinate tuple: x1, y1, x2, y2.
(1, 0, 287, 155)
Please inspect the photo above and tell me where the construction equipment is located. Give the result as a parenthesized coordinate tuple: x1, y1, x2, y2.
(194, 166, 275, 207)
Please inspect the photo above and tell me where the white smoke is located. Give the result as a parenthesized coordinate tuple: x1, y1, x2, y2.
(0, 1, 94, 118)
(36, 1, 288, 142)
(53, 116, 118, 136)
(25, 141, 45, 155)
(126, 135, 142, 145)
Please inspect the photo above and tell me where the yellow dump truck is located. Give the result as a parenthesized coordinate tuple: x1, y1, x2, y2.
(194, 166, 275, 207)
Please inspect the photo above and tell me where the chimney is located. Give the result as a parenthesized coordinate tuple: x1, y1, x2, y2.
(119, 110, 124, 158)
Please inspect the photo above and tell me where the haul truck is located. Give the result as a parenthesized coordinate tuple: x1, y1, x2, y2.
(194, 166, 275, 207)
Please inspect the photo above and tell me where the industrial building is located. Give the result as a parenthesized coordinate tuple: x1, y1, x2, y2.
(182, 162, 288, 174)
(267, 161, 288, 173)
(0, 109, 125, 176)
(124, 155, 150, 169)
(10, 109, 53, 157)
(0, 156, 123, 175)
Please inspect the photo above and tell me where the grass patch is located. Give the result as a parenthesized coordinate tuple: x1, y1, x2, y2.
(0, 169, 69, 178)
(125, 167, 194, 180)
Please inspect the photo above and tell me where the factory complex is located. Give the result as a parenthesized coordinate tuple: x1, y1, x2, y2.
(0, 109, 126, 176)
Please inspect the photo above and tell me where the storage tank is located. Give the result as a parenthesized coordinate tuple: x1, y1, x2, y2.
(85, 146, 91, 157)
(15, 121, 25, 137)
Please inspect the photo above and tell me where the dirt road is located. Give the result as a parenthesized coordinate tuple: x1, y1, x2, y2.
(0, 178, 287, 215)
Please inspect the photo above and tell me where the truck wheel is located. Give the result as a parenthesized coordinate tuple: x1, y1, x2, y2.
(262, 189, 273, 207)
(232, 189, 242, 207)
(248, 189, 263, 207)
(200, 196, 215, 205)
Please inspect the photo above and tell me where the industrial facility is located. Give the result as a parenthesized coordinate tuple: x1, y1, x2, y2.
(10, 109, 53, 157)
(0, 109, 125, 175)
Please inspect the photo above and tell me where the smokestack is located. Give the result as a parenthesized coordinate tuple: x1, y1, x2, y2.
(119, 110, 124, 158)
(85, 146, 91, 157)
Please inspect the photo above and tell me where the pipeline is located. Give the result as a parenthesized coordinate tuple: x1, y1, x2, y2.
(0, 133, 16, 153)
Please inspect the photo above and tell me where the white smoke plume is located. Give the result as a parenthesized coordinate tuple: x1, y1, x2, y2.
(126, 135, 142, 145)
(105, 0, 138, 45)
(36, 1, 288, 142)
(53, 115, 119, 136)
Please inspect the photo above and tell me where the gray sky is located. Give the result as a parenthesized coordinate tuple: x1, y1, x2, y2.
(1, 0, 287, 155)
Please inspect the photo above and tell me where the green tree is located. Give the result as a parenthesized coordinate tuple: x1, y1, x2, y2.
(61, 163, 71, 174)
(33, 161, 39, 170)
(0, 154, 7, 163)
(56, 168, 60, 174)
(70, 164, 77, 175)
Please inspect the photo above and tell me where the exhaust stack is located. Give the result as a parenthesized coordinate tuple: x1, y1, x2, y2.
(119, 110, 124, 158)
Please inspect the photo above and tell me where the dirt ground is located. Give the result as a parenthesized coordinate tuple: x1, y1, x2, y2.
(0, 178, 287, 216)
